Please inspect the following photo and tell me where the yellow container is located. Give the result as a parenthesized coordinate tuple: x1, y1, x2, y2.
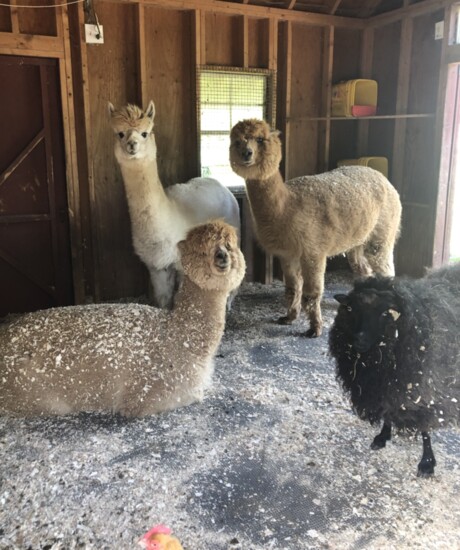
(337, 156, 388, 178)
(331, 79, 378, 117)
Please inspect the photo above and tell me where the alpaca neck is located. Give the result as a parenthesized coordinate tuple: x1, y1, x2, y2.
(171, 277, 227, 356)
(119, 155, 173, 227)
(246, 170, 289, 223)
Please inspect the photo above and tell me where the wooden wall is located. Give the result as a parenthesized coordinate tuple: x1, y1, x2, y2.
(0, 0, 457, 305)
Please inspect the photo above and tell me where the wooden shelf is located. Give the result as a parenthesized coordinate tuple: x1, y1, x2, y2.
(288, 113, 435, 122)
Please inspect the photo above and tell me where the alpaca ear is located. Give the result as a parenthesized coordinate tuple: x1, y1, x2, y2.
(145, 100, 155, 121)
(270, 129, 281, 139)
(108, 102, 115, 118)
(334, 294, 349, 305)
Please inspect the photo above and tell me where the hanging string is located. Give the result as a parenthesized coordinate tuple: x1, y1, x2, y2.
(0, 0, 85, 7)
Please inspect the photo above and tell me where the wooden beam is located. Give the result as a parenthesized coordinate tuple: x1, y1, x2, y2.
(391, 16, 413, 191)
(58, 4, 86, 304)
(433, 4, 456, 266)
(193, 9, 205, 66)
(0, 32, 64, 55)
(105, 0, 365, 29)
(318, 25, 333, 172)
(287, 0, 297, 9)
(357, 26, 374, 157)
(9, 0, 19, 34)
(268, 15, 278, 71)
(283, 20, 292, 177)
(328, 0, 342, 16)
(136, 3, 148, 105)
(0, 130, 44, 187)
(242, 14, 249, 68)
(369, 0, 452, 27)
(193, 10, 204, 174)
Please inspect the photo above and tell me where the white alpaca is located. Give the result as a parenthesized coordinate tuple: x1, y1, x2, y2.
(0, 221, 245, 417)
(109, 100, 241, 309)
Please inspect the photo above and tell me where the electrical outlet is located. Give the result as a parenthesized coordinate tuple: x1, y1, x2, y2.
(435, 21, 444, 40)
(85, 23, 104, 44)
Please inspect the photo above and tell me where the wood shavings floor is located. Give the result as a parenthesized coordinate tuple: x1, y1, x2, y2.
(1, 272, 459, 550)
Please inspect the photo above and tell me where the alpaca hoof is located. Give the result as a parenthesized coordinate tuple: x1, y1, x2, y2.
(305, 327, 321, 338)
(277, 316, 294, 325)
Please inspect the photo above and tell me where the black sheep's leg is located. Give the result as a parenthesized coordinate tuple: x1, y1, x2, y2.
(371, 422, 392, 450)
(417, 431, 436, 477)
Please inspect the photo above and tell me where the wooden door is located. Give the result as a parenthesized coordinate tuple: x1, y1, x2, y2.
(0, 55, 74, 317)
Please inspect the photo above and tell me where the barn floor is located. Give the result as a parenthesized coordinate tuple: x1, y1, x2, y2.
(1, 272, 460, 550)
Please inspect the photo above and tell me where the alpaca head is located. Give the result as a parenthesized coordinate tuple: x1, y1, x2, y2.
(229, 119, 282, 180)
(178, 220, 246, 293)
(108, 100, 157, 163)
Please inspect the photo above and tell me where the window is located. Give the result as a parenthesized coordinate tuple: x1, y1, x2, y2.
(197, 66, 276, 187)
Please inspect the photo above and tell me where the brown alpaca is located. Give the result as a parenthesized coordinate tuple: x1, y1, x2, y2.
(229, 119, 402, 337)
(0, 221, 245, 417)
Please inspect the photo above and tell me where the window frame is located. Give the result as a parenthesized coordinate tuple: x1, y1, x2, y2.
(196, 65, 277, 188)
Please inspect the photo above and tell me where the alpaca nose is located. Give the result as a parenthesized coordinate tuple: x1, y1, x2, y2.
(242, 148, 253, 162)
(127, 139, 139, 154)
(215, 247, 229, 270)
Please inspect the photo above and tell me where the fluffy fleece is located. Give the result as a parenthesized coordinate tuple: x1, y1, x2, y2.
(329, 263, 460, 476)
(0, 221, 245, 417)
(229, 118, 402, 337)
(109, 100, 240, 309)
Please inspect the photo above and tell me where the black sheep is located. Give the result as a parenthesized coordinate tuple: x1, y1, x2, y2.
(329, 263, 460, 477)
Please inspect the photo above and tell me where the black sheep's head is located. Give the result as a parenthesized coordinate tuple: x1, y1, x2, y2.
(334, 288, 402, 354)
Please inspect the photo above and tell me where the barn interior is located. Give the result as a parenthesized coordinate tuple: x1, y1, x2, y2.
(1, 0, 460, 548)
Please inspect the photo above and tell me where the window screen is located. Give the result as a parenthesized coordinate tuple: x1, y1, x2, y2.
(197, 66, 276, 187)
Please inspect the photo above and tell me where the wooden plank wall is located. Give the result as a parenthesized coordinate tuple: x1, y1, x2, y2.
(0, 0, 455, 302)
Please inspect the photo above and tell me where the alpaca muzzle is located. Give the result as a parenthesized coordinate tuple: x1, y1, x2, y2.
(241, 147, 254, 163)
(214, 247, 229, 270)
(127, 140, 139, 155)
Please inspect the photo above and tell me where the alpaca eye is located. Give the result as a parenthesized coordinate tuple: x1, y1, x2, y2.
(256, 137, 264, 144)
(346, 306, 352, 312)
(118, 132, 125, 139)
(141, 132, 148, 138)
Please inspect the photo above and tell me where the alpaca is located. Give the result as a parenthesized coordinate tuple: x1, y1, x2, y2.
(109, 100, 241, 309)
(229, 118, 402, 337)
(329, 263, 460, 476)
(0, 221, 245, 417)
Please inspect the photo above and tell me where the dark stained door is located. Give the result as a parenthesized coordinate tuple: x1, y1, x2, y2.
(0, 55, 74, 317)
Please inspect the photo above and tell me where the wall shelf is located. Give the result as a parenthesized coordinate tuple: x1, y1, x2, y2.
(288, 113, 436, 122)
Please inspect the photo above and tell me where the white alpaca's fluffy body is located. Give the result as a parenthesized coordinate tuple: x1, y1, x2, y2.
(109, 100, 240, 308)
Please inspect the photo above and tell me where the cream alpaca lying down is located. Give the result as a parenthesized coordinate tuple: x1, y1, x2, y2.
(0, 221, 245, 417)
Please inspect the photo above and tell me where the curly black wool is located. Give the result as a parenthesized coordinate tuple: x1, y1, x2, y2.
(329, 263, 460, 475)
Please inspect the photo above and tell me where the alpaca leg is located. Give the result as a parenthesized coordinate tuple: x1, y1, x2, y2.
(417, 431, 436, 477)
(300, 256, 326, 337)
(226, 287, 239, 311)
(278, 258, 302, 325)
(346, 246, 373, 277)
(364, 228, 397, 277)
(371, 422, 392, 450)
(366, 243, 395, 277)
(149, 265, 178, 309)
